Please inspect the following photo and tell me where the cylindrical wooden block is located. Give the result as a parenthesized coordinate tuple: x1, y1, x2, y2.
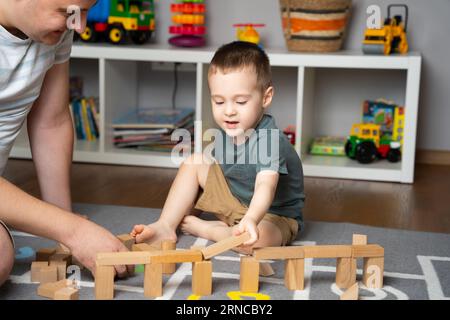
(144, 263, 163, 298)
(240, 256, 259, 293)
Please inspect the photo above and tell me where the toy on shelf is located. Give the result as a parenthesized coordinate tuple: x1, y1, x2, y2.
(79, 0, 155, 45)
(310, 136, 347, 157)
(362, 99, 404, 148)
(283, 125, 296, 146)
(232, 24, 265, 46)
(169, 0, 206, 47)
(345, 123, 401, 164)
(362, 4, 409, 55)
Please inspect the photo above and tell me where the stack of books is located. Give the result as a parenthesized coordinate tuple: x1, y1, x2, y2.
(69, 97, 100, 141)
(112, 107, 195, 152)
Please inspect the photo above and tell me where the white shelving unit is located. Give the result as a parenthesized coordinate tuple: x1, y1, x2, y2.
(10, 43, 421, 183)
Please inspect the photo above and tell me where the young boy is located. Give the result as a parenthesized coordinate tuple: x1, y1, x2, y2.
(131, 41, 305, 252)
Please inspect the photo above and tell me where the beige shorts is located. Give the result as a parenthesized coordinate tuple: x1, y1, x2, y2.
(194, 163, 299, 246)
(0, 219, 15, 249)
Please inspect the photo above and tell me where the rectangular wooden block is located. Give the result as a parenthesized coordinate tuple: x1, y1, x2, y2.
(39, 265, 58, 284)
(352, 234, 368, 245)
(36, 248, 57, 262)
(340, 282, 359, 300)
(117, 234, 135, 250)
(352, 245, 384, 258)
(303, 245, 353, 258)
(240, 256, 259, 293)
(54, 287, 79, 300)
(284, 258, 304, 290)
(151, 250, 203, 264)
(259, 262, 275, 277)
(363, 257, 384, 288)
(132, 243, 157, 252)
(192, 261, 212, 296)
(95, 265, 115, 300)
(37, 279, 71, 299)
(96, 251, 153, 266)
(50, 260, 67, 281)
(31, 261, 48, 282)
(144, 263, 163, 298)
(162, 240, 177, 274)
(254, 246, 304, 260)
(335, 257, 357, 289)
(201, 233, 250, 260)
(50, 252, 72, 266)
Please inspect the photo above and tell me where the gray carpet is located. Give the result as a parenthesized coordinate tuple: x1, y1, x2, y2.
(1, 203, 450, 300)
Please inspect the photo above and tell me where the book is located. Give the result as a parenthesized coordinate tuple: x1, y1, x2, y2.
(112, 107, 195, 129)
(362, 100, 396, 135)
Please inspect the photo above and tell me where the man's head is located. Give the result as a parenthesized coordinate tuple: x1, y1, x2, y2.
(0, 0, 96, 45)
(208, 41, 274, 139)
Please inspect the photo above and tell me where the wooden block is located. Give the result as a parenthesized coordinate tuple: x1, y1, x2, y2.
(50, 260, 67, 281)
(117, 234, 135, 250)
(201, 233, 251, 260)
(192, 261, 212, 296)
(284, 258, 304, 290)
(95, 265, 115, 300)
(54, 287, 79, 300)
(132, 243, 157, 252)
(303, 245, 352, 258)
(335, 257, 357, 289)
(36, 248, 57, 261)
(259, 262, 275, 277)
(352, 234, 368, 245)
(239, 256, 259, 293)
(253, 246, 304, 260)
(151, 250, 203, 264)
(96, 251, 153, 266)
(340, 282, 359, 300)
(363, 257, 384, 288)
(50, 252, 72, 266)
(56, 244, 71, 254)
(31, 261, 48, 282)
(37, 279, 71, 299)
(39, 265, 58, 284)
(162, 240, 176, 274)
(352, 245, 384, 258)
(144, 263, 163, 298)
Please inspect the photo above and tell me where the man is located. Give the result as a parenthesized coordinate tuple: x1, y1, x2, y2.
(0, 0, 133, 287)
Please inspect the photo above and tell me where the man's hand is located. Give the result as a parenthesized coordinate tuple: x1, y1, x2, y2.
(65, 217, 134, 278)
(234, 215, 259, 246)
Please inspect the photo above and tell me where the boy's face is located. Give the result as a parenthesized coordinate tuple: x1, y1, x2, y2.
(15, 0, 95, 45)
(209, 67, 273, 139)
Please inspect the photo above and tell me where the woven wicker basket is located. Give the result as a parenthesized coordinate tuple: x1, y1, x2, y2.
(280, 0, 352, 52)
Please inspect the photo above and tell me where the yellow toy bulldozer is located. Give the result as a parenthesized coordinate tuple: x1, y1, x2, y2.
(363, 4, 409, 55)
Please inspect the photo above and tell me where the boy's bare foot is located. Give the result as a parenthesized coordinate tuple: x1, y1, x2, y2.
(180, 215, 228, 239)
(131, 221, 177, 245)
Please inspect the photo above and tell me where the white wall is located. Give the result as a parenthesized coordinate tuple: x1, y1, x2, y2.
(151, 0, 449, 150)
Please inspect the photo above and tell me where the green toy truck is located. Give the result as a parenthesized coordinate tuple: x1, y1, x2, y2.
(345, 123, 401, 164)
(80, 0, 155, 45)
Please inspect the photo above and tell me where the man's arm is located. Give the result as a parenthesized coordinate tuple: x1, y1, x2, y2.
(27, 60, 73, 211)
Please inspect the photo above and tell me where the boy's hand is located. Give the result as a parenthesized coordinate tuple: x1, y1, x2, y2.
(234, 216, 259, 246)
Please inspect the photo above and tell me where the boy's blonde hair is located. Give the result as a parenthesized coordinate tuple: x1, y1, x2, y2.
(208, 41, 272, 92)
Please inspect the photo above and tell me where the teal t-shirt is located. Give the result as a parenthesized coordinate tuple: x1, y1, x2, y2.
(213, 114, 305, 229)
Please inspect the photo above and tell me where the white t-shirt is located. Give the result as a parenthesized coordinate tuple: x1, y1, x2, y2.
(0, 26, 73, 176)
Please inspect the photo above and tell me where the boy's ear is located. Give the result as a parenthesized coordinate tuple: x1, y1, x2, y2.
(262, 86, 274, 109)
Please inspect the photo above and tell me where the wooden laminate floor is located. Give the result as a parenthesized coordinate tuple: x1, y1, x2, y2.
(4, 159, 450, 234)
